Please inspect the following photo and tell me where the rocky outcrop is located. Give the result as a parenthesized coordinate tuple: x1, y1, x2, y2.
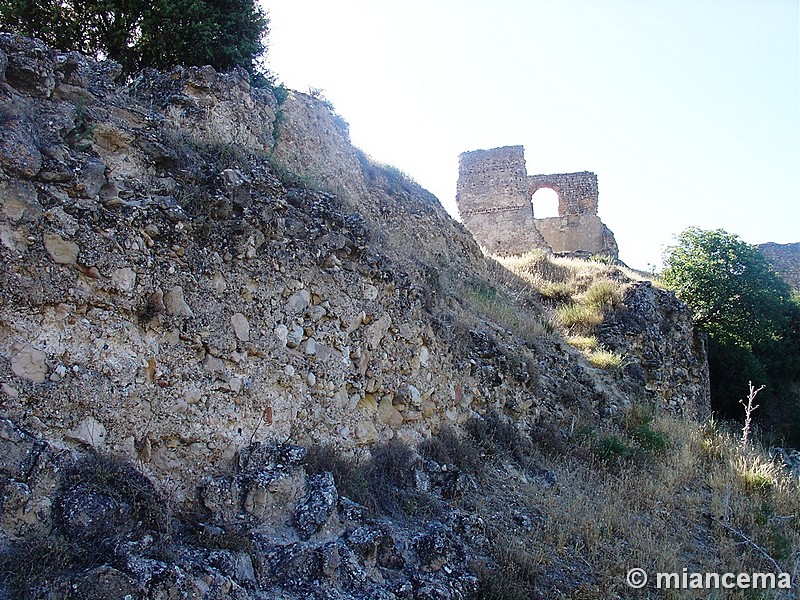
(0, 35, 712, 598)
(0, 432, 487, 598)
(599, 281, 710, 419)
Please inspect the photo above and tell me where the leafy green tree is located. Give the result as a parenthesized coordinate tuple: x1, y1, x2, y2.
(662, 228, 800, 441)
(662, 228, 791, 347)
(0, 0, 269, 77)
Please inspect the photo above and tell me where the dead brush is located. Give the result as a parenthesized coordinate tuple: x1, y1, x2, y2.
(469, 410, 800, 598)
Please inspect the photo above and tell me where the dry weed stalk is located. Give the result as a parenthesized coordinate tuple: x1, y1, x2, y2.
(739, 381, 764, 450)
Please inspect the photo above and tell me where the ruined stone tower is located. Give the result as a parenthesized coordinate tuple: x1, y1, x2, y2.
(456, 146, 618, 258)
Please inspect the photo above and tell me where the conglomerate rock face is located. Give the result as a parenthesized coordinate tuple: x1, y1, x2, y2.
(0, 35, 710, 598)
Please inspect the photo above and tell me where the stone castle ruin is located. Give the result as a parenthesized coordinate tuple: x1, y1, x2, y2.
(456, 145, 618, 258)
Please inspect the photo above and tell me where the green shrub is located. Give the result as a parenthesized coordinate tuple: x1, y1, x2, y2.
(594, 436, 634, 462)
(1, 0, 271, 77)
(628, 424, 668, 454)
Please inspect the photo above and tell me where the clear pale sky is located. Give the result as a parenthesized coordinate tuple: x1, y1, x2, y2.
(263, 0, 799, 270)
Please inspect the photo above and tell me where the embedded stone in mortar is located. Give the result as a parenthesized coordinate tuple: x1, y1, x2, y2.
(43, 233, 79, 265)
(163, 286, 194, 317)
(10, 344, 48, 383)
(231, 312, 250, 342)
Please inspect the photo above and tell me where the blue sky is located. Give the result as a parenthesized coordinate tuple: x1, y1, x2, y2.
(263, 0, 799, 270)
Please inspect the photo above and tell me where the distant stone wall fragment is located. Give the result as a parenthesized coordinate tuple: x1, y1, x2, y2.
(455, 145, 618, 258)
(759, 242, 800, 292)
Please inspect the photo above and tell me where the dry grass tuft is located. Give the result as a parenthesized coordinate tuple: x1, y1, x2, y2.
(555, 302, 603, 328)
(586, 349, 625, 370)
(567, 335, 599, 351)
(460, 273, 555, 343)
(581, 278, 623, 310)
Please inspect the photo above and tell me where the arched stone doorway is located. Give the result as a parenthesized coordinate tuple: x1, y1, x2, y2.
(530, 187, 560, 219)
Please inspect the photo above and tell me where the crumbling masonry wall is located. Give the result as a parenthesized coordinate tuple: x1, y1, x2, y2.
(456, 146, 618, 258)
(759, 242, 800, 291)
(455, 146, 549, 255)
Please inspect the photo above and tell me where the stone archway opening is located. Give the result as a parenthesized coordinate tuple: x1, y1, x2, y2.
(531, 187, 560, 219)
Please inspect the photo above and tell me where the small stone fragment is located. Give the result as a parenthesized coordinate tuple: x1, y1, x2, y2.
(1, 180, 41, 222)
(286, 324, 304, 348)
(228, 377, 243, 393)
(355, 421, 378, 444)
(378, 396, 404, 428)
(10, 344, 47, 383)
(66, 416, 107, 449)
(419, 346, 430, 367)
(203, 355, 225, 377)
(231, 312, 250, 342)
(111, 267, 136, 292)
(363, 284, 379, 301)
(1, 383, 19, 398)
(346, 311, 366, 335)
(163, 286, 194, 317)
(43, 233, 79, 265)
(274, 324, 289, 346)
(286, 289, 311, 313)
(365, 314, 392, 349)
(79, 159, 107, 198)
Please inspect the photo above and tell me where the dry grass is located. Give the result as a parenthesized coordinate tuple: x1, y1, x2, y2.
(567, 335, 600, 351)
(586, 349, 625, 370)
(462, 251, 643, 348)
(460, 274, 555, 344)
(567, 335, 624, 370)
(469, 411, 800, 598)
(556, 302, 604, 330)
(581, 278, 623, 310)
(495, 251, 629, 339)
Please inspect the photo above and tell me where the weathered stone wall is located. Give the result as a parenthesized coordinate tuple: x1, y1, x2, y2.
(529, 171, 598, 215)
(759, 242, 800, 291)
(456, 146, 548, 254)
(600, 282, 711, 419)
(536, 214, 608, 255)
(0, 35, 715, 600)
(455, 145, 617, 258)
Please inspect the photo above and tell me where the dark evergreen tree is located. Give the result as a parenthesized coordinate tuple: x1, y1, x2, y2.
(0, 0, 269, 77)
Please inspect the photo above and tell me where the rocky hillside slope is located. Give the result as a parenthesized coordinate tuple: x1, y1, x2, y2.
(0, 35, 715, 599)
